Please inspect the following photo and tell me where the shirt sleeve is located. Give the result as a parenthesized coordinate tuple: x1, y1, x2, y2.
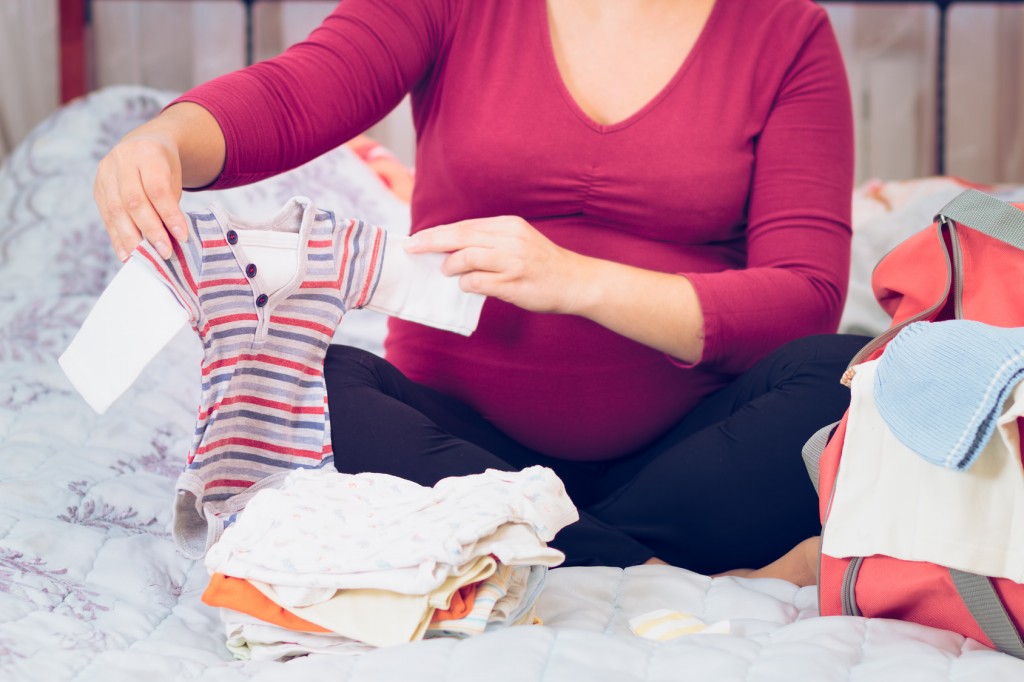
(173, 0, 460, 189)
(362, 235, 484, 336)
(59, 258, 190, 414)
(684, 7, 854, 374)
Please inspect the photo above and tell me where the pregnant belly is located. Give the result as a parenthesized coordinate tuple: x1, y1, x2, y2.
(386, 303, 729, 460)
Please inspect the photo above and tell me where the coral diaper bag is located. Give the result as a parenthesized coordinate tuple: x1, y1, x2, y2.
(804, 188, 1024, 658)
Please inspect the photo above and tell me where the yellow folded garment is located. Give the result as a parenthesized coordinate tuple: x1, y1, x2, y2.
(249, 555, 497, 648)
(628, 609, 731, 641)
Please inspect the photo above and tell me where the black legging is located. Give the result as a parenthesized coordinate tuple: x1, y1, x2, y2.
(323, 333, 868, 575)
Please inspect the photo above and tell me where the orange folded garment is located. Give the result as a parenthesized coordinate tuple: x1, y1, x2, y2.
(204, 572, 481, 632)
(202, 573, 330, 633)
(430, 582, 478, 622)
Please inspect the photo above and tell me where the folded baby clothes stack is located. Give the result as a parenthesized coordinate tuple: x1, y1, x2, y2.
(200, 465, 579, 660)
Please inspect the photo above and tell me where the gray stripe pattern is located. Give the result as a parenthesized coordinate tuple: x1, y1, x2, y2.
(134, 200, 388, 558)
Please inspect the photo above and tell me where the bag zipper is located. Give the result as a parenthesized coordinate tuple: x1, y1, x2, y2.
(840, 217, 960, 387)
(819, 442, 858, 615)
(828, 217, 963, 612)
(817, 422, 844, 612)
(840, 556, 864, 616)
(948, 215, 965, 319)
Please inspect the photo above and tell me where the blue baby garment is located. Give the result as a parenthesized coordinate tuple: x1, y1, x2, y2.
(874, 320, 1024, 470)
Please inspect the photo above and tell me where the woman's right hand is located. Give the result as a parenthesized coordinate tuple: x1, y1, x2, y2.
(94, 132, 189, 262)
(94, 102, 227, 262)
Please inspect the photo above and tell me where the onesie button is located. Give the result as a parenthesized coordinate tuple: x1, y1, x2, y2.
(226, 230, 238, 245)
(255, 293, 269, 307)
(245, 263, 257, 278)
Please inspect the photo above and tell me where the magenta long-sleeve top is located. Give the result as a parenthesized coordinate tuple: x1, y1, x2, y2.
(176, 0, 854, 460)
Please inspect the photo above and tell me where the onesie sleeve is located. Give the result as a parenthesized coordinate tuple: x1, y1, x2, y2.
(59, 258, 189, 414)
(337, 220, 388, 315)
(173, 0, 461, 189)
(335, 220, 483, 335)
(131, 218, 204, 329)
(683, 6, 853, 374)
(362, 235, 484, 336)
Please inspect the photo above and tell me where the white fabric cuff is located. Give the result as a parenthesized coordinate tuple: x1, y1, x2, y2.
(59, 257, 189, 414)
(364, 235, 484, 336)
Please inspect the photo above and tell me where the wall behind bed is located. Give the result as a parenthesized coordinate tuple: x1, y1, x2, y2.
(0, 0, 414, 167)
(0, 1, 59, 160)
(1, 0, 1023, 185)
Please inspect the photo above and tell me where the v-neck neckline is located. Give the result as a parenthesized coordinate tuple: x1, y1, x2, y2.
(538, 0, 721, 134)
(210, 197, 316, 314)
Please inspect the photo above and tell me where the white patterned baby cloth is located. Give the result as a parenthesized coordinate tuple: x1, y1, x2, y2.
(205, 466, 577, 592)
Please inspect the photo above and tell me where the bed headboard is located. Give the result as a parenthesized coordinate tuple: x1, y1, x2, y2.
(57, 0, 1022, 178)
(824, 0, 1021, 176)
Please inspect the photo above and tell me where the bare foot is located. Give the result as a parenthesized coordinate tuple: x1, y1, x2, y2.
(644, 557, 671, 566)
(713, 536, 820, 587)
(714, 567, 754, 578)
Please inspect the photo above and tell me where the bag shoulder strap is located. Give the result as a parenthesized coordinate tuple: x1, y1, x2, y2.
(948, 567, 1024, 659)
(936, 189, 1024, 251)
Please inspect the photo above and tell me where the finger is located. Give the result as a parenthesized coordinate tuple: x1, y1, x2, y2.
(442, 246, 508, 277)
(96, 171, 142, 263)
(404, 220, 498, 254)
(458, 270, 506, 299)
(139, 158, 188, 243)
(117, 165, 173, 259)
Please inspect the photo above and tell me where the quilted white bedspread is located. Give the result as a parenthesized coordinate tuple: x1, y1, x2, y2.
(2, 86, 1023, 681)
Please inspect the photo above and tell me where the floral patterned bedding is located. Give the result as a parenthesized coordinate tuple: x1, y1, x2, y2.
(1, 86, 1023, 681)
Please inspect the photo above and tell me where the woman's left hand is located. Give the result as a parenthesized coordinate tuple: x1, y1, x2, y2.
(404, 216, 589, 314)
(405, 215, 707, 362)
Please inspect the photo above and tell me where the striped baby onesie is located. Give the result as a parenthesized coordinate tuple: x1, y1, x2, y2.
(132, 197, 386, 558)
